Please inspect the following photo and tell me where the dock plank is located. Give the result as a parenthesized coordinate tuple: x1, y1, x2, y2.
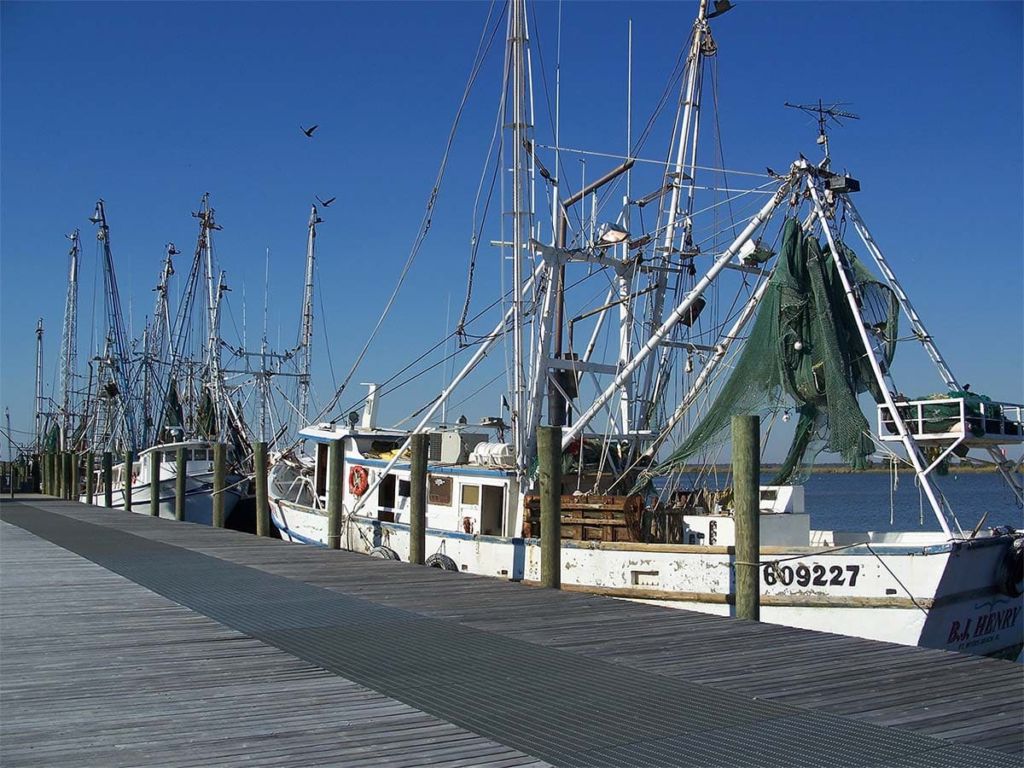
(2, 497, 1021, 767)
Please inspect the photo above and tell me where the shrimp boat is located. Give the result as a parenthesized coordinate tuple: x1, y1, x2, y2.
(269, 0, 1024, 657)
(90, 440, 245, 525)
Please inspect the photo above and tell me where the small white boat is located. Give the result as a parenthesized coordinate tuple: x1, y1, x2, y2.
(86, 440, 245, 527)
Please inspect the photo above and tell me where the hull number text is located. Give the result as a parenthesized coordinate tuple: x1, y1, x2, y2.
(763, 563, 861, 588)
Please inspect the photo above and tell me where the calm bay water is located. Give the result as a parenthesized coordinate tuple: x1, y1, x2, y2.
(669, 470, 1023, 533)
(800, 471, 1024, 533)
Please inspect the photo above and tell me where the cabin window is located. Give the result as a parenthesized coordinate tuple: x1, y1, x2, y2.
(398, 479, 411, 498)
(379, 473, 397, 509)
(428, 475, 452, 506)
(461, 484, 479, 506)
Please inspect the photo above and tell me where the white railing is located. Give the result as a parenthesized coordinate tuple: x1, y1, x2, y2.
(877, 397, 1024, 444)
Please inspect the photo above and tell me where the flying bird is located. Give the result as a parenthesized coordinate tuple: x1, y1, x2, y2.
(301, 124, 319, 138)
(316, 195, 336, 207)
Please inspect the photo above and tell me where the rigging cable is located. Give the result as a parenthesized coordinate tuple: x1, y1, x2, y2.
(310, 0, 507, 430)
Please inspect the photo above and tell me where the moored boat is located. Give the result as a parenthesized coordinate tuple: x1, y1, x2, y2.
(269, 0, 1024, 658)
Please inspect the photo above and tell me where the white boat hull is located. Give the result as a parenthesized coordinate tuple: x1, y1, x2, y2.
(85, 472, 245, 527)
(270, 498, 1023, 659)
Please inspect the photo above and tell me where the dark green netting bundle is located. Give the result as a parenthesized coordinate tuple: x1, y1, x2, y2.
(652, 218, 899, 485)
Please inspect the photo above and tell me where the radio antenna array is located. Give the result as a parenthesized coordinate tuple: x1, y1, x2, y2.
(784, 99, 859, 165)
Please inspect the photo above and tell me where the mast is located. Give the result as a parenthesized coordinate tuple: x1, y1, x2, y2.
(636, 0, 712, 436)
(297, 204, 321, 424)
(34, 318, 44, 452)
(505, 0, 534, 475)
(5, 407, 13, 488)
(145, 243, 178, 444)
(199, 194, 225, 439)
(90, 199, 138, 451)
(154, 195, 218, 442)
(59, 230, 80, 450)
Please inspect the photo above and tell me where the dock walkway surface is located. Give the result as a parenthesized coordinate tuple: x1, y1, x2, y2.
(1, 496, 1021, 767)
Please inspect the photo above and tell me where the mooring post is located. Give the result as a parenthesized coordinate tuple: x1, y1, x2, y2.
(175, 447, 186, 522)
(212, 442, 226, 528)
(124, 450, 134, 512)
(44, 452, 52, 495)
(732, 414, 761, 621)
(62, 452, 71, 500)
(538, 425, 562, 589)
(70, 452, 80, 501)
(102, 451, 113, 507)
(149, 449, 161, 517)
(85, 451, 95, 505)
(55, 452, 63, 498)
(254, 441, 269, 537)
(327, 438, 343, 550)
(409, 433, 428, 565)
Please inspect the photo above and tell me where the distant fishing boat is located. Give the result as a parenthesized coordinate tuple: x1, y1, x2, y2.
(269, 0, 1024, 658)
(91, 440, 245, 525)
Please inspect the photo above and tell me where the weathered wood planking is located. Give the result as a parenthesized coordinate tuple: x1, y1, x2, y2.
(3, 497, 1022, 766)
(0, 519, 547, 768)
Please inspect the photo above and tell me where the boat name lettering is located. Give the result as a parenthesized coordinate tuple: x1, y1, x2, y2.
(762, 563, 860, 588)
(946, 605, 1022, 645)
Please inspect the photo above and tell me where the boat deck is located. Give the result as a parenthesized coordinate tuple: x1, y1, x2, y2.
(2, 496, 1021, 767)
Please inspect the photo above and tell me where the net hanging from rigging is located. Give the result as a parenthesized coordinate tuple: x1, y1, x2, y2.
(651, 217, 899, 485)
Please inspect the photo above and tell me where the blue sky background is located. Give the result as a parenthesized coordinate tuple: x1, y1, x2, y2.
(2, 0, 1022, 460)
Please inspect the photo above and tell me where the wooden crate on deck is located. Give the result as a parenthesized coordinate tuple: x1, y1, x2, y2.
(523, 494, 644, 542)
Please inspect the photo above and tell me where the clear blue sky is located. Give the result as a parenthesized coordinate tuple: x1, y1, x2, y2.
(2, 1, 1022, 459)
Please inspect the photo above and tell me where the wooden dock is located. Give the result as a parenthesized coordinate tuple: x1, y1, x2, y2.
(2, 496, 1021, 767)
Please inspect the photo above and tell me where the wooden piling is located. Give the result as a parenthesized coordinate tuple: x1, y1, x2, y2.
(409, 433, 428, 566)
(149, 449, 161, 517)
(102, 452, 113, 507)
(70, 452, 80, 501)
(42, 453, 49, 495)
(327, 439, 343, 550)
(62, 452, 71, 500)
(254, 441, 269, 537)
(175, 447, 187, 522)
(732, 415, 761, 622)
(538, 425, 562, 589)
(124, 450, 135, 511)
(85, 452, 95, 505)
(212, 443, 226, 528)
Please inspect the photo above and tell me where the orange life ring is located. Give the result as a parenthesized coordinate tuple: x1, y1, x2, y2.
(348, 465, 369, 497)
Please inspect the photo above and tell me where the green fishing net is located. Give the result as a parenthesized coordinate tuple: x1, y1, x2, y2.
(653, 218, 899, 484)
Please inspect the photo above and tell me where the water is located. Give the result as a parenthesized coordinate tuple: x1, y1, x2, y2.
(667, 470, 1023, 533)
(801, 471, 1023, 534)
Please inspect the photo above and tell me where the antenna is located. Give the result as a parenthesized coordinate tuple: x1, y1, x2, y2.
(784, 99, 860, 165)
